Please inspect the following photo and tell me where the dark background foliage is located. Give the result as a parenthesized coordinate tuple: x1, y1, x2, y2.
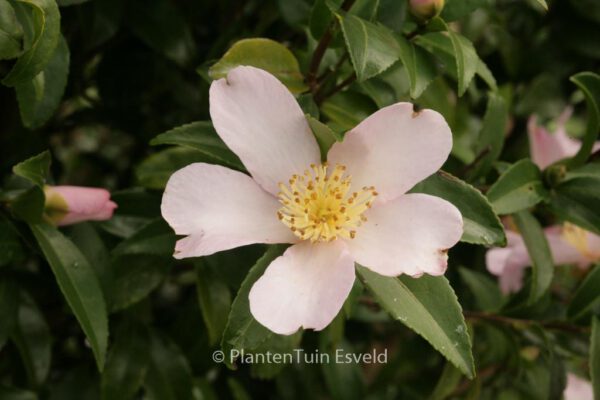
(1, 0, 600, 399)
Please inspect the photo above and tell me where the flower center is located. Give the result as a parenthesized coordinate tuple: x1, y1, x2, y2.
(562, 222, 600, 260)
(277, 163, 377, 242)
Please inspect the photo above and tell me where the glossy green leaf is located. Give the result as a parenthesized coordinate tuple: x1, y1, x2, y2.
(321, 91, 375, 131)
(412, 171, 506, 246)
(2, 0, 60, 86)
(111, 219, 175, 258)
(143, 331, 194, 400)
(101, 322, 150, 400)
(135, 147, 214, 190)
(11, 292, 51, 387)
(15, 34, 69, 129)
(549, 164, 600, 235)
(109, 254, 170, 312)
(149, 121, 243, 170)
(0, 0, 23, 60)
(338, 14, 400, 82)
(513, 210, 554, 304)
(12, 150, 50, 187)
(195, 259, 232, 346)
(221, 245, 295, 369)
(30, 222, 108, 371)
(306, 114, 341, 158)
(568, 72, 600, 167)
(440, 0, 489, 21)
(430, 362, 463, 400)
(535, 0, 548, 10)
(567, 265, 600, 320)
(592, 317, 600, 400)
(415, 31, 496, 94)
(470, 93, 508, 178)
(486, 159, 547, 215)
(357, 266, 475, 378)
(395, 35, 436, 98)
(459, 267, 504, 312)
(127, 0, 195, 66)
(209, 38, 307, 93)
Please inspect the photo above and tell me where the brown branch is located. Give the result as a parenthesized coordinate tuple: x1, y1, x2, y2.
(306, 0, 355, 92)
(314, 72, 356, 104)
(464, 311, 590, 334)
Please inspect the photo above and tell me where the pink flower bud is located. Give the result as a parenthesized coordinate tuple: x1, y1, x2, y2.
(410, 0, 445, 20)
(43, 186, 117, 226)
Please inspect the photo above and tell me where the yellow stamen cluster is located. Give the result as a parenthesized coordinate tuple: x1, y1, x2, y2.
(277, 163, 377, 242)
(562, 222, 599, 260)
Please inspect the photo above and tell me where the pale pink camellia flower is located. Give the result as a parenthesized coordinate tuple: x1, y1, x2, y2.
(528, 107, 600, 169)
(44, 185, 117, 226)
(161, 66, 463, 335)
(487, 108, 600, 293)
(564, 373, 593, 400)
(486, 223, 600, 294)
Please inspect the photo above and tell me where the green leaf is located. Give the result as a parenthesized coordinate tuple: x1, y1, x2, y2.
(101, 322, 150, 400)
(395, 35, 436, 99)
(149, 121, 243, 170)
(126, 0, 195, 67)
(12, 150, 50, 187)
(221, 245, 293, 368)
(415, 31, 496, 95)
(195, 259, 232, 346)
(306, 114, 341, 158)
(111, 219, 175, 258)
(486, 159, 547, 215)
(469, 93, 508, 179)
(143, 331, 194, 400)
(440, 0, 489, 21)
(411, 171, 506, 246)
(109, 254, 170, 312)
(11, 292, 51, 387)
(321, 91, 375, 131)
(592, 317, 600, 400)
(135, 147, 214, 190)
(429, 362, 463, 400)
(568, 72, 600, 167)
(15, 34, 69, 129)
(356, 266, 475, 378)
(30, 222, 108, 371)
(209, 38, 307, 94)
(338, 14, 400, 82)
(535, 0, 548, 10)
(458, 267, 504, 312)
(0, 0, 23, 60)
(2, 0, 60, 86)
(567, 265, 600, 320)
(513, 210, 554, 304)
(0, 215, 25, 267)
(549, 164, 600, 235)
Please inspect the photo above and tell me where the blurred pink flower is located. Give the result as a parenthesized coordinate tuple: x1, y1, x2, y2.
(161, 66, 463, 334)
(44, 185, 117, 226)
(486, 223, 599, 294)
(564, 373, 593, 400)
(528, 108, 600, 169)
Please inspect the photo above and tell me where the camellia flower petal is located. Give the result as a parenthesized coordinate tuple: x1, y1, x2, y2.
(564, 373, 594, 400)
(209, 66, 320, 195)
(161, 66, 463, 334)
(161, 163, 297, 259)
(44, 185, 117, 226)
(327, 103, 453, 203)
(528, 108, 600, 169)
(249, 241, 355, 335)
(486, 223, 599, 294)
